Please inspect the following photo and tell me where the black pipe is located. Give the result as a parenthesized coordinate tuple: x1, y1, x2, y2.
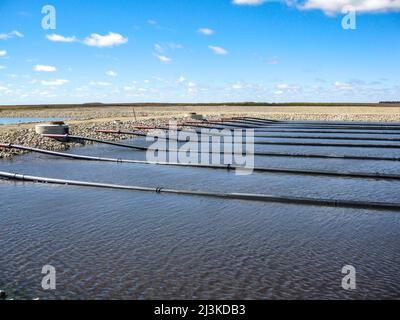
(227, 117, 400, 129)
(252, 129, 400, 136)
(43, 134, 148, 151)
(41, 135, 400, 161)
(103, 129, 400, 143)
(220, 123, 400, 130)
(228, 123, 400, 130)
(235, 117, 281, 123)
(3, 143, 400, 181)
(185, 123, 400, 135)
(197, 118, 400, 130)
(233, 117, 400, 127)
(1, 171, 400, 211)
(45, 134, 400, 150)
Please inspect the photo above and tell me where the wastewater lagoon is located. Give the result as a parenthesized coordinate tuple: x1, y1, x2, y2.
(1, 135, 400, 299)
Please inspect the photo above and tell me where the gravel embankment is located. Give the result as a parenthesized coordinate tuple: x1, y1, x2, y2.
(0, 118, 188, 159)
(2, 112, 400, 159)
(258, 113, 400, 122)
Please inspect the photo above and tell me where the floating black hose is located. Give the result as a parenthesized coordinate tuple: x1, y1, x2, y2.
(43, 134, 148, 151)
(230, 123, 400, 130)
(234, 117, 281, 123)
(1, 171, 399, 211)
(39, 136, 400, 161)
(57, 133, 400, 150)
(185, 123, 400, 135)
(252, 129, 400, 136)
(233, 117, 400, 127)
(3, 143, 400, 180)
(101, 129, 400, 143)
(219, 117, 400, 130)
(190, 118, 400, 130)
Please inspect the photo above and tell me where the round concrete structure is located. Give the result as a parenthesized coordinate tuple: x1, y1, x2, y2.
(35, 123, 69, 135)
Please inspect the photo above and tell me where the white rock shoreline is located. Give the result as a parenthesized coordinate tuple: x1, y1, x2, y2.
(0, 118, 177, 159)
(1, 111, 400, 159)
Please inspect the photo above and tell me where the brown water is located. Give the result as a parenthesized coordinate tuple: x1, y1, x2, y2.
(1, 136, 400, 300)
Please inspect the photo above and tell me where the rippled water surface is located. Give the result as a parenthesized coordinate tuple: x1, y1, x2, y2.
(1, 136, 400, 300)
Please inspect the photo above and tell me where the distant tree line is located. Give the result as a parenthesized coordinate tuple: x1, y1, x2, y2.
(3, 102, 399, 109)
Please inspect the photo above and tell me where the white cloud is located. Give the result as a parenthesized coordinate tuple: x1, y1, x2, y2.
(178, 76, 186, 83)
(232, 84, 243, 90)
(0, 50, 7, 57)
(148, 19, 158, 25)
(231, 82, 252, 90)
(0, 85, 8, 91)
(46, 34, 77, 43)
(168, 43, 183, 50)
(0, 30, 24, 40)
(34, 65, 57, 72)
(89, 81, 112, 86)
(106, 70, 118, 77)
(198, 28, 214, 35)
(232, 0, 400, 14)
(83, 32, 128, 48)
(154, 43, 163, 52)
(156, 55, 172, 63)
(232, 0, 267, 5)
(41, 79, 69, 86)
(277, 84, 289, 89)
(46, 32, 128, 48)
(334, 81, 353, 90)
(276, 83, 301, 93)
(154, 43, 183, 53)
(266, 56, 280, 65)
(0, 65, 6, 69)
(208, 46, 228, 55)
(301, 0, 400, 14)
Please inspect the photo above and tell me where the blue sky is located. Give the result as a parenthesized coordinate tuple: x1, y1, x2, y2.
(0, 0, 399, 104)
